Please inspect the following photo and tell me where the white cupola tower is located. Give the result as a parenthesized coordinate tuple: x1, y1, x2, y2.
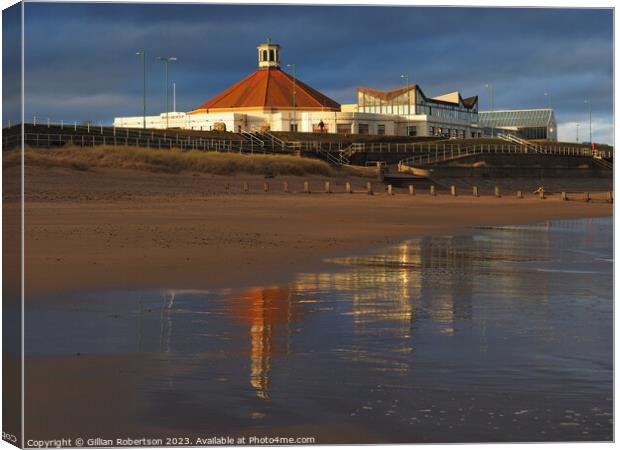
(257, 38, 280, 69)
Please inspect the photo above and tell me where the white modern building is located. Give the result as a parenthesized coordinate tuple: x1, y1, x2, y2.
(114, 40, 494, 139)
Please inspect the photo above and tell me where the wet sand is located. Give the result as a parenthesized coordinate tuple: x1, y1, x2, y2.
(12, 166, 612, 297)
(9, 166, 613, 443)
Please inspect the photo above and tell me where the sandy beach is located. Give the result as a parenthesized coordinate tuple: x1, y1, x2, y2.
(8, 165, 612, 297)
(4, 165, 611, 442)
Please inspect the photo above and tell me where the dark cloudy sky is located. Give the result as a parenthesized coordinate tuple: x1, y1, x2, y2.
(4, 2, 614, 143)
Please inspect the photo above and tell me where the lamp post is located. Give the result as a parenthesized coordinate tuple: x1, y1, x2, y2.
(136, 51, 146, 129)
(156, 56, 177, 129)
(544, 90, 552, 109)
(584, 98, 592, 144)
(576, 123, 580, 143)
(485, 83, 494, 137)
(400, 73, 410, 136)
(286, 63, 296, 132)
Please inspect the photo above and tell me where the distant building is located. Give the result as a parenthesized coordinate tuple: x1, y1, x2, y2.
(478, 109, 557, 141)
(114, 41, 553, 140)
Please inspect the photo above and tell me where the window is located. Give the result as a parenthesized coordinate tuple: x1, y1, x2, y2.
(407, 125, 417, 137)
(290, 123, 298, 132)
(262, 50, 267, 61)
(377, 124, 386, 135)
(337, 123, 351, 134)
(269, 49, 274, 61)
(358, 123, 369, 135)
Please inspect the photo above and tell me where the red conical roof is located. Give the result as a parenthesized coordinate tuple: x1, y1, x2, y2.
(189, 68, 340, 113)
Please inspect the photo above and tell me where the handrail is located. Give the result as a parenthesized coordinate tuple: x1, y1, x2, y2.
(396, 142, 611, 172)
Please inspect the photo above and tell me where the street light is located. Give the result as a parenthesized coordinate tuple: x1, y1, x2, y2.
(400, 74, 410, 136)
(173, 81, 176, 112)
(286, 63, 296, 132)
(156, 56, 177, 129)
(136, 51, 146, 129)
(544, 90, 552, 109)
(576, 123, 580, 143)
(584, 98, 592, 144)
(485, 83, 494, 137)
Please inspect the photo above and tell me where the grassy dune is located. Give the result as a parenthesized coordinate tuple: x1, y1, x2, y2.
(4, 146, 373, 177)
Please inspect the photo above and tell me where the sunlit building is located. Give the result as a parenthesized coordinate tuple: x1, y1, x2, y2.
(478, 109, 557, 141)
(114, 40, 555, 140)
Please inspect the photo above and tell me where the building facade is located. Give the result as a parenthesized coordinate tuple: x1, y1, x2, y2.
(114, 41, 552, 141)
(478, 109, 557, 141)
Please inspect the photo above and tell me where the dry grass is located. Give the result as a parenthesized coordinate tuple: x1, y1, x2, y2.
(4, 145, 375, 177)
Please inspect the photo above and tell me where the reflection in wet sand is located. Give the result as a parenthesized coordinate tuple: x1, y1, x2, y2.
(25, 218, 612, 442)
(228, 287, 297, 399)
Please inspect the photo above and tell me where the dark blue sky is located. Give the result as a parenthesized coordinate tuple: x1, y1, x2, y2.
(7, 3, 615, 143)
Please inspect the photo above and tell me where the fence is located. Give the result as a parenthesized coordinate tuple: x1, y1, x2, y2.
(3, 121, 613, 164)
(398, 143, 612, 169)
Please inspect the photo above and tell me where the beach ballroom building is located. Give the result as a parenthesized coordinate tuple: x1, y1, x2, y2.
(114, 40, 507, 139)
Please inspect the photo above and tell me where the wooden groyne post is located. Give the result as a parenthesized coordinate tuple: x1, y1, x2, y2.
(473, 186, 479, 197)
(408, 185, 415, 196)
(450, 185, 457, 196)
(387, 184, 393, 195)
(345, 182, 352, 194)
(366, 182, 373, 195)
(263, 182, 269, 192)
(585, 192, 590, 202)
(430, 185, 436, 196)
(561, 192, 567, 201)
(517, 190, 524, 199)
(494, 186, 501, 198)
(283, 181, 289, 193)
(304, 181, 311, 194)
(539, 188, 545, 200)
(325, 181, 332, 193)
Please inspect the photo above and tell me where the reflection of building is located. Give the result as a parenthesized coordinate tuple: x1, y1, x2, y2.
(227, 287, 306, 399)
(478, 109, 557, 141)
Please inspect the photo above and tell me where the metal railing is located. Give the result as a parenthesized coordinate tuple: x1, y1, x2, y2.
(397, 143, 613, 172)
(3, 121, 613, 166)
(497, 132, 540, 152)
